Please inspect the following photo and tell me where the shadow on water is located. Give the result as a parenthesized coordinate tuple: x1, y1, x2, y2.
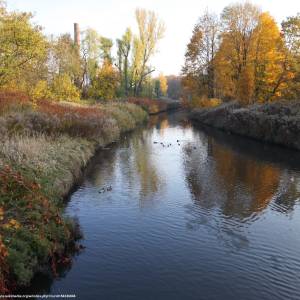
(23, 111, 300, 300)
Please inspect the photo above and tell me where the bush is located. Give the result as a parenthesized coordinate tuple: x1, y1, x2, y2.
(51, 74, 80, 102)
(189, 96, 222, 108)
(30, 80, 52, 102)
(0, 165, 72, 286)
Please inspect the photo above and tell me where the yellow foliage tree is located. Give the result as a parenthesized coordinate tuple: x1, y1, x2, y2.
(253, 13, 289, 102)
(159, 73, 168, 96)
(214, 5, 290, 104)
(88, 61, 120, 100)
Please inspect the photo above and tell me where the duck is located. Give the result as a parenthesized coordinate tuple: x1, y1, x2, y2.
(107, 186, 113, 192)
(99, 187, 106, 194)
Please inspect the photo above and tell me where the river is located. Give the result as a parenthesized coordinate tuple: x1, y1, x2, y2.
(28, 111, 300, 300)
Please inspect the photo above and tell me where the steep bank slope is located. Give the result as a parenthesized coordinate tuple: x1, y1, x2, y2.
(190, 101, 300, 150)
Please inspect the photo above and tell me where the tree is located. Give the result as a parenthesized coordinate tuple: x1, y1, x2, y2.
(50, 34, 82, 84)
(182, 24, 204, 99)
(214, 3, 290, 104)
(0, 11, 48, 88)
(88, 61, 119, 100)
(117, 28, 132, 96)
(159, 73, 168, 96)
(132, 8, 165, 96)
(182, 11, 220, 100)
(253, 12, 289, 102)
(217, 2, 261, 103)
(81, 29, 113, 96)
(281, 14, 300, 99)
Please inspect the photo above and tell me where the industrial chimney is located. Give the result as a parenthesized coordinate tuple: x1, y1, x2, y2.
(74, 23, 80, 47)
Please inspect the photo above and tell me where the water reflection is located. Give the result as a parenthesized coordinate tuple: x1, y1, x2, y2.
(25, 111, 300, 300)
(184, 125, 300, 221)
(84, 127, 165, 208)
(183, 123, 300, 252)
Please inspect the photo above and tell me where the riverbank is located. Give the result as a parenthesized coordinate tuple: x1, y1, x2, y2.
(128, 98, 181, 114)
(0, 98, 147, 293)
(190, 101, 300, 151)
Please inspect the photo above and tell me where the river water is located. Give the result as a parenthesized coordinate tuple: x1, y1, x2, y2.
(30, 111, 300, 300)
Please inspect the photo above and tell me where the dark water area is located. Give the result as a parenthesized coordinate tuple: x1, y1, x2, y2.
(29, 111, 300, 300)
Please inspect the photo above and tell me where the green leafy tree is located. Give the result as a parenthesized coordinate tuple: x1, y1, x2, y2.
(0, 10, 48, 88)
(117, 28, 132, 96)
(50, 34, 82, 86)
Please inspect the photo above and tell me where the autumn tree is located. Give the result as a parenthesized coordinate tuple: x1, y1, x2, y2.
(182, 24, 204, 99)
(182, 11, 219, 102)
(253, 12, 289, 102)
(159, 73, 168, 97)
(49, 34, 82, 84)
(117, 28, 132, 96)
(216, 2, 261, 104)
(0, 10, 48, 89)
(132, 9, 165, 96)
(88, 61, 119, 100)
(282, 14, 300, 99)
(81, 29, 114, 97)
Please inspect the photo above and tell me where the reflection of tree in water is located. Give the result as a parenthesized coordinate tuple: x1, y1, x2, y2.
(84, 146, 118, 187)
(183, 129, 300, 251)
(118, 127, 165, 208)
(211, 141, 280, 219)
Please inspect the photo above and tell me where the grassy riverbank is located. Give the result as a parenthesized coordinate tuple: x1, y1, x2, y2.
(190, 101, 300, 150)
(0, 96, 147, 293)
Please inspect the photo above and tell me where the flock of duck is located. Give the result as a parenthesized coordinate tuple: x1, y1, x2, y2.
(153, 140, 197, 150)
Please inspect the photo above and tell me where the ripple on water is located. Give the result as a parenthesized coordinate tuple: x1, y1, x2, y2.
(26, 112, 300, 300)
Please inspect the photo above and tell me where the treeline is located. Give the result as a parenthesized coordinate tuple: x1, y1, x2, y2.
(182, 2, 300, 106)
(0, 1, 167, 101)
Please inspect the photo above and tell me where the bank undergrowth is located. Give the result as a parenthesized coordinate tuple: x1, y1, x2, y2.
(190, 101, 300, 150)
(0, 97, 147, 292)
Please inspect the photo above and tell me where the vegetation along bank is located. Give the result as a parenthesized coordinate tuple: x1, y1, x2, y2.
(0, 94, 148, 293)
(190, 101, 300, 151)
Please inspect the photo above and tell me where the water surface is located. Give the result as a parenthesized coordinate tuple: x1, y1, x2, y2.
(32, 111, 300, 299)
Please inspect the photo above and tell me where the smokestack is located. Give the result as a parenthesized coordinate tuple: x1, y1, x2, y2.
(74, 23, 80, 47)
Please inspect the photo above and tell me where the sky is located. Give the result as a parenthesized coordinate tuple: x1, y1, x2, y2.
(6, 0, 300, 76)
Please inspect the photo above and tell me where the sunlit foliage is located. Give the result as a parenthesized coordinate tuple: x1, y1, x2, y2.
(183, 2, 300, 106)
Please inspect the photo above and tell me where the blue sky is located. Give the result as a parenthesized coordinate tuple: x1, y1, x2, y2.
(6, 0, 300, 76)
